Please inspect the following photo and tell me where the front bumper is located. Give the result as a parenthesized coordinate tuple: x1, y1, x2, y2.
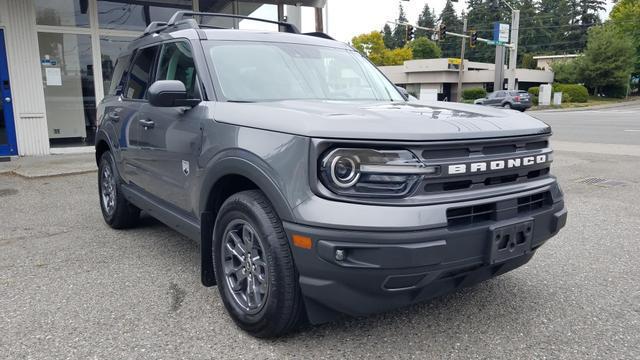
(284, 185, 567, 324)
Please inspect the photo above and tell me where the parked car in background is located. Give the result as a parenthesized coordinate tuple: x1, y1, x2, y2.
(475, 90, 533, 112)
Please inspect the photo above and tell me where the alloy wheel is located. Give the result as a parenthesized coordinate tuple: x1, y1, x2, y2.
(222, 219, 269, 314)
(101, 163, 116, 216)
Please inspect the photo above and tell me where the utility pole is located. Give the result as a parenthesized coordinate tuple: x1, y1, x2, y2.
(507, 9, 520, 90)
(494, 45, 505, 91)
(457, 16, 467, 102)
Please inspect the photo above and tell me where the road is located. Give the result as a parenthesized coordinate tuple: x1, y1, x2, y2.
(1, 104, 639, 359)
(532, 104, 640, 146)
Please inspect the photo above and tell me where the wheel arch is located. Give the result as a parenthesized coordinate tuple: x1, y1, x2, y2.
(199, 155, 295, 224)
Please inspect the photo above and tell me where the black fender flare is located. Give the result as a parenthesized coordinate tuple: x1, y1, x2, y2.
(197, 150, 295, 223)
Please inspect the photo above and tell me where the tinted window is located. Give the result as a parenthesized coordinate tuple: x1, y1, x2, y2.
(156, 41, 200, 98)
(124, 46, 159, 99)
(107, 55, 131, 96)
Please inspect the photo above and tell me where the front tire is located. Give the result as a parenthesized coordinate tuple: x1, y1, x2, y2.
(98, 151, 140, 229)
(213, 190, 303, 338)
(503, 103, 512, 109)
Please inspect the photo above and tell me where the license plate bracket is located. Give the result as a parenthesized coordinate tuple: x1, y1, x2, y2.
(489, 220, 534, 264)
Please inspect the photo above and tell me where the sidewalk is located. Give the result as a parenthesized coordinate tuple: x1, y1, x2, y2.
(0, 153, 97, 178)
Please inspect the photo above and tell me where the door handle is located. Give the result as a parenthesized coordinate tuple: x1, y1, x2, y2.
(138, 119, 155, 129)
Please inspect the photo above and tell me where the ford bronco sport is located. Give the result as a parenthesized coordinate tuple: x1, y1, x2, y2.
(95, 12, 567, 338)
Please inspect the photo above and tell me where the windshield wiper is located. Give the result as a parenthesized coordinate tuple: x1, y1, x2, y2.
(227, 100, 256, 103)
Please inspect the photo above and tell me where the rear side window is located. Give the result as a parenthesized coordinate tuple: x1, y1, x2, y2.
(107, 55, 131, 96)
(156, 41, 200, 99)
(123, 46, 159, 99)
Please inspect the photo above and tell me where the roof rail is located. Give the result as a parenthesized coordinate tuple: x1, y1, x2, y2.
(303, 32, 335, 40)
(167, 11, 300, 34)
(143, 21, 168, 36)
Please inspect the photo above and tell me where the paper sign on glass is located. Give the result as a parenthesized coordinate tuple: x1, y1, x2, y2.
(45, 67, 62, 86)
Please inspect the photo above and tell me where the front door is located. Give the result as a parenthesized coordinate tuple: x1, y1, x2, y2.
(0, 29, 18, 156)
(138, 40, 203, 215)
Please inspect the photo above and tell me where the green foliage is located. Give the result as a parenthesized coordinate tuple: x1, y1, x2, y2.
(437, 0, 463, 58)
(382, 24, 394, 50)
(552, 60, 581, 84)
(409, 38, 442, 59)
(351, 31, 413, 66)
(527, 86, 539, 96)
(416, 4, 437, 39)
(462, 87, 487, 100)
(580, 25, 635, 94)
(521, 53, 537, 69)
(609, 0, 640, 91)
(553, 84, 589, 102)
(602, 84, 628, 98)
(390, 4, 409, 49)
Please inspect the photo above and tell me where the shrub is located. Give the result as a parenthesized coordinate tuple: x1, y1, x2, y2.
(409, 37, 442, 59)
(553, 84, 589, 103)
(462, 87, 487, 101)
(602, 84, 628, 98)
(527, 86, 539, 96)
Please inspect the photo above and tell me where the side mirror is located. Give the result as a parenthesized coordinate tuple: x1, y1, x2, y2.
(148, 80, 201, 107)
(396, 86, 410, 100)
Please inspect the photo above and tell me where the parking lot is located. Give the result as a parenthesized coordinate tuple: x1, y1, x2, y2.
(1, 106, 639, 359)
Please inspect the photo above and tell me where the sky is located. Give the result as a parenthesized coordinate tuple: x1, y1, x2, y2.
(299, 0, 616, 43)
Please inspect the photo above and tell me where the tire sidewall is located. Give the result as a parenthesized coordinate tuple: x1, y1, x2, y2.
(98, 152, 118, 224)
(212, 194, 291, 332)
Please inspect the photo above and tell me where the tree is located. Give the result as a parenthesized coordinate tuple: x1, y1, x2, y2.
(351, 31, 413, 66)
(521, 53, 537, 69)
(409, 37, 442, 59)
(390, 4, 409, 49)
(466, 0, 510, 62)
(382, 24, 394, 49)
(609, 0, 640, 92)
(552, 59, 581, 83)
(579, 25, 635, 94)
(416, 4, 437, 38)
(437, 0, 463, 58)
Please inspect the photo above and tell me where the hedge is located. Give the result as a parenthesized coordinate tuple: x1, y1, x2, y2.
(527, 86, 539, 96)
(462, 87, 487, 101)
(553, 84, 589, 103)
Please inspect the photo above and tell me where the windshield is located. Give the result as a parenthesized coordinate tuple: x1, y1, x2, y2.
(205, 41, 405, 102)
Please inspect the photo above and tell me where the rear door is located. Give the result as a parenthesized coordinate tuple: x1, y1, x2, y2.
(137, 40, 204, 214)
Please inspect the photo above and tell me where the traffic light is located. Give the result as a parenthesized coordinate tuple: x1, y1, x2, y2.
(439, 23, 447, 40)
(406, 25, 416, 42)
(470, 30, 478, 48)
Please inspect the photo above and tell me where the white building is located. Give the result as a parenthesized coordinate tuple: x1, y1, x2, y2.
(532, 54, 580, 71)
(380, 58, 555, 101)
(0, 0, 326, 157)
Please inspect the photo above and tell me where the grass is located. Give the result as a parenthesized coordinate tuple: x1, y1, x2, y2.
(530, 96, 631, 110)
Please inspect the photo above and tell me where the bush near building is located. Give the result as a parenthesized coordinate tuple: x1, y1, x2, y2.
(553, 84, 589, 103)
(462, 87, 487, 100)
(527, 87, 539, 104)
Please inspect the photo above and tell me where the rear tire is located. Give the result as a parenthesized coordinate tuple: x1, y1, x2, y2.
(98, 151, 140, 229)
(212, 190, 303, 338)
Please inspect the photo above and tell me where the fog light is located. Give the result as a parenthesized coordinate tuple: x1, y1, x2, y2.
(335, 249, 346, 261)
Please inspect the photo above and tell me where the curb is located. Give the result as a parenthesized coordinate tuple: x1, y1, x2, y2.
(530, 99, 640, 113)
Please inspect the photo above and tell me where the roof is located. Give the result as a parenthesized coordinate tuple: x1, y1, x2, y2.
(532, 54, 580, 60)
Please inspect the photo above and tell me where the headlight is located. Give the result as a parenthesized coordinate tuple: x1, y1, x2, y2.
(319, 148, 439, 198)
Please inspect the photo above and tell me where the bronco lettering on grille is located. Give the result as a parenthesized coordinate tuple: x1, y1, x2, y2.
(447, 154, 548, 175)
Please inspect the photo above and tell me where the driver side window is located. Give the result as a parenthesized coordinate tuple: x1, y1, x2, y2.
(156, 41, 200, 99)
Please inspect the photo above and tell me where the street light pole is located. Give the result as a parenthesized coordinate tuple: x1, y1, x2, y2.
(507, 9, 520, 90)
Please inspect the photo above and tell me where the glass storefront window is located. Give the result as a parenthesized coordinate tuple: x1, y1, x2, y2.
(34, 0, 90, 27)
(98, 0, 193, 31)
(100, 36, 135, 92)
(38, 32, 96, 145)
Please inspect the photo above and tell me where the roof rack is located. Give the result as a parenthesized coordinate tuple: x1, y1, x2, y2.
(166, 11, 301, 34)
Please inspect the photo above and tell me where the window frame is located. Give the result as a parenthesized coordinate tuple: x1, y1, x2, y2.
(154, 39, 204, 101)
(121, 43, 161, 102)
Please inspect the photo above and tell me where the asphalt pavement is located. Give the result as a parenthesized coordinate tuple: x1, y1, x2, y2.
(1, 104, 639, 359)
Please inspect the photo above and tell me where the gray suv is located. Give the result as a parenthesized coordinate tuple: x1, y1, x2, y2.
(95, 12, 567, 338)
(475, 90, 533, 111)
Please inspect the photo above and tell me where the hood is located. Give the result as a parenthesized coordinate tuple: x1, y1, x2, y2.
(213, 100, 550, 141)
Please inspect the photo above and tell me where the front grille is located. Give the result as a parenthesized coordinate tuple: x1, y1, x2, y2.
(409, 135, 553, 196)
(446, 191, 553, 228)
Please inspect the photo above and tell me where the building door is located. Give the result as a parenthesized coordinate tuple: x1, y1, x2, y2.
(0, 29, 18, 156)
